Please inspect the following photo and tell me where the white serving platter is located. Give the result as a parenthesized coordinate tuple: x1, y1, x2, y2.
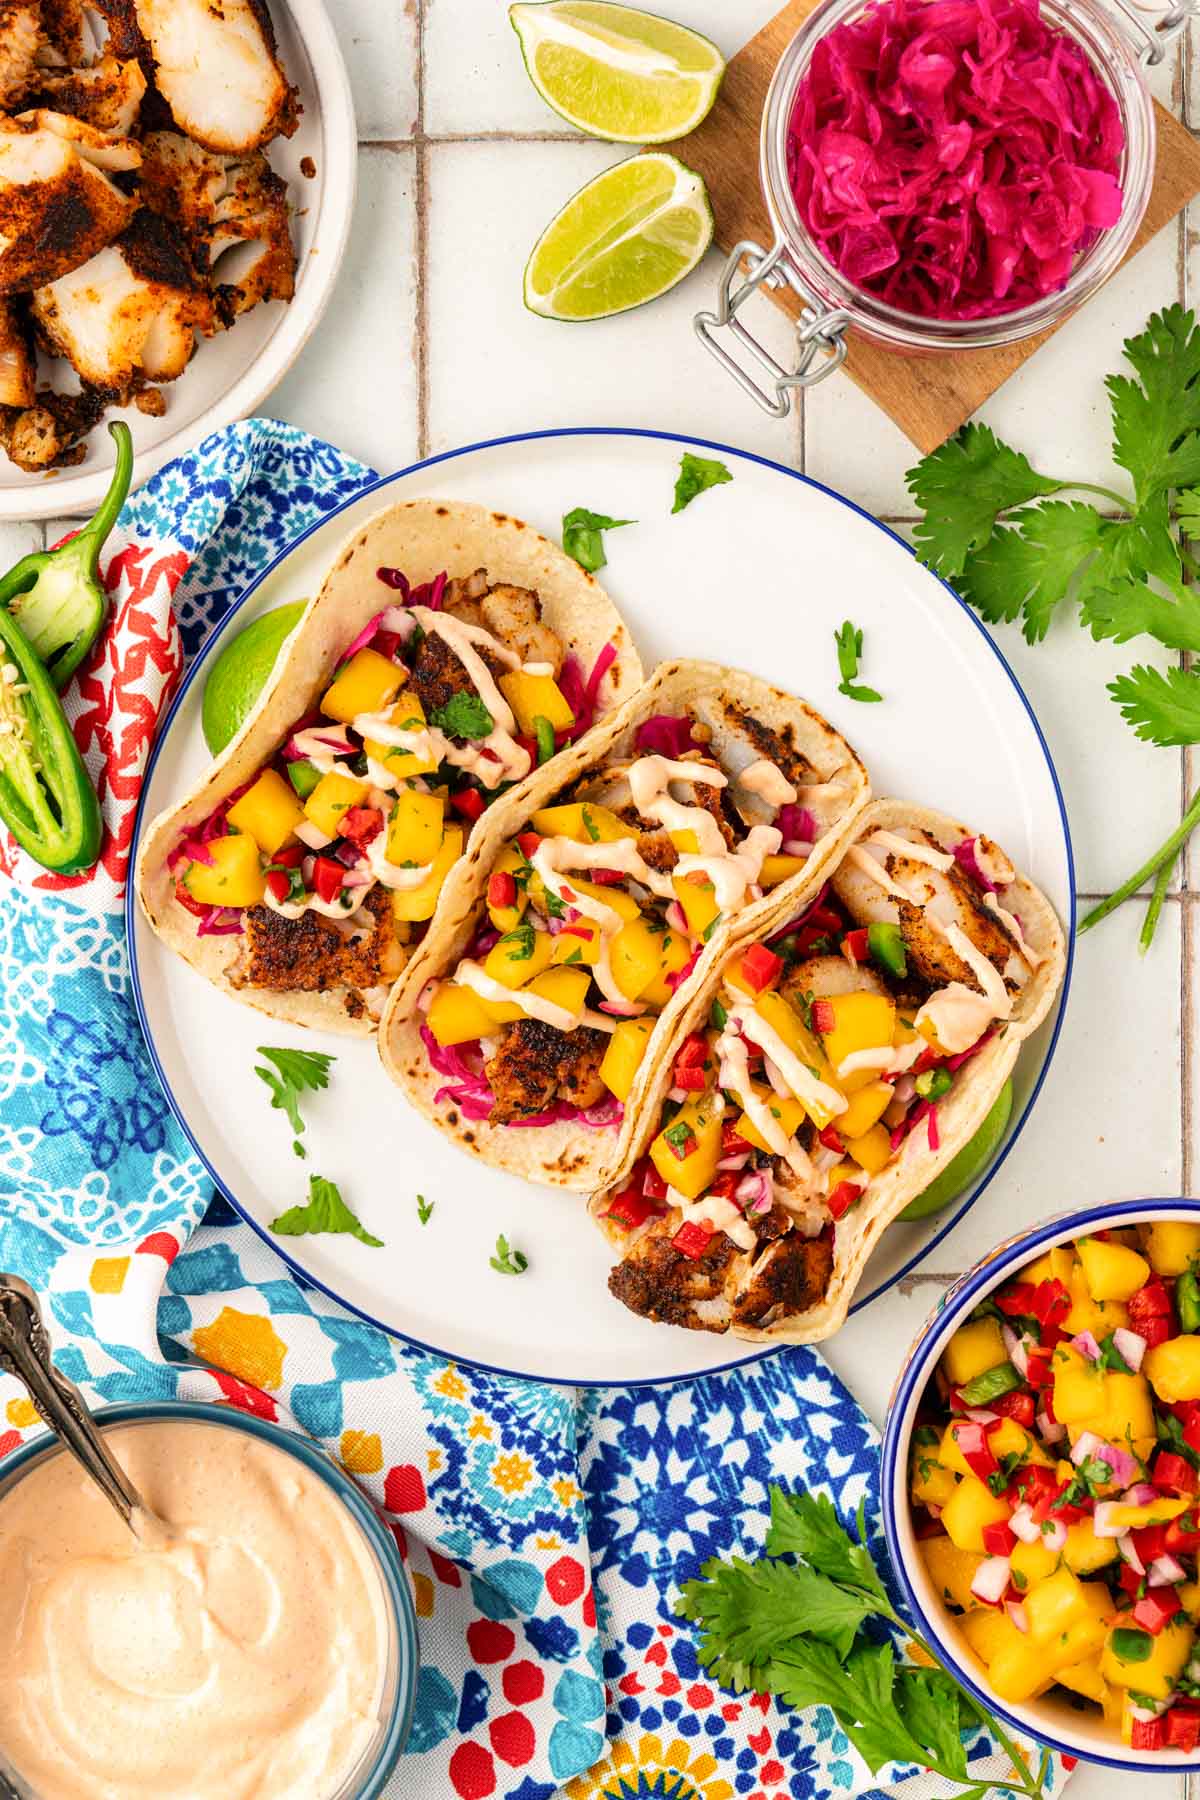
(0, 0, 356, 522)
(129, 427, 1074, 1386)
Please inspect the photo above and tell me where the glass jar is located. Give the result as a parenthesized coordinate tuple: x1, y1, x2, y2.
(696, 0, 1190, 415)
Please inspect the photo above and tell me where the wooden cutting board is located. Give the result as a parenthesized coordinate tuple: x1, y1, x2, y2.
(668, 0, 1200, 452)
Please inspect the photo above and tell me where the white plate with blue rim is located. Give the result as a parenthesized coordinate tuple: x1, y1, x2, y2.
(128, 427, 1074, 1387)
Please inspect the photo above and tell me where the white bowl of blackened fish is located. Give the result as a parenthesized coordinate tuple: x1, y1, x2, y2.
(0, 0, 356, 521)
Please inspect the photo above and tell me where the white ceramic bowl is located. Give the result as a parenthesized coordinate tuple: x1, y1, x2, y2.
(881, 1197, 1200, 1772)
(0, 0, 356, 523)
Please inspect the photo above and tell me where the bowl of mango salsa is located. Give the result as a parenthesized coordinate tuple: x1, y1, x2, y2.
(882, 1201, 1200, 1767)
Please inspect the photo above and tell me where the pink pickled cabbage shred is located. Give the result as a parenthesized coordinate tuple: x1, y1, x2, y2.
(787, 0, 1124, 319)
(634, 714, 701, 758)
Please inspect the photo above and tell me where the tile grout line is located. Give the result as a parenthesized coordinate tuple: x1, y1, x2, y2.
(412, 2, 430, 461)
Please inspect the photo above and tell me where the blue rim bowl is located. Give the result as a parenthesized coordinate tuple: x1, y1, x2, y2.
(0, 1399, 418, 1797)
(880, 1197, 1200, 1773)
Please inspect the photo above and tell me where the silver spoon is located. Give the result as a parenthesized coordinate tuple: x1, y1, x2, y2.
(0, 1272, 164, 1539)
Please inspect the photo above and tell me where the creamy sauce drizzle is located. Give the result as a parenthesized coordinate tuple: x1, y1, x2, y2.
(867, 829, 955, 872)
(456, 960, 580, 1032)
(739, 758, 797, 807)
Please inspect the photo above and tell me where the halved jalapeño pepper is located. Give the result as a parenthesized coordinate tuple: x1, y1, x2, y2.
(1, 421, 132, 689)
(0, 606, 101, 874)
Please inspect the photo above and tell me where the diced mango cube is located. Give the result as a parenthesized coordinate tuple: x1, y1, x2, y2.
(844, 1122, 891, 1175)
(1051, 1344, 1107, 1424)
(304, 769, 369, 840)
(942, 1317, 1008, 1388)
(1025, 1566, 1090, 1644)
(1011, 1538, 1059, 1591)
(499, 668, 575, 734)
(1056, 1658, 1110, 1705)
(529, 801, 632, 842)
(988, 1634, 1059, 1704)
(733, 1083, 807, 1154)
(1077, 1236, 1150, 1304)
(1145, 1333, 1200, 1403)
(558, 876, 640, 921)
(1142, 1220, 1200, 1277)
(610, 918, 667, 1002)
(599, 1017, 656, 1102)
(759, 853, 808, 887)
(528, 965, 590, 1018)
(673, 871, 721, 940)
(484, 926, 555, 989)
(427, 981, 495, 1047)
(837, 1081, 893, 1140)
(552, 919, 602, 967)
(226, 768, 304, 855)
(1062, 1519, 1118, 1575)
(362, 691, 437, 780)
(940, 1475, 1011, 1553)
(1102, 1616, 1194, 1700)
(818, 992, 897, 1087)
(960, 1606, 1015, 1665)
(387, 789, 445, 869)
(649, 1095, 723, 1201)
(640, 929, 692, 1009)
(321, 647, 403, 723)
(181, 834, 265, 909)
(921, 1534, 984, 1613)
(391, 826, 463, 923)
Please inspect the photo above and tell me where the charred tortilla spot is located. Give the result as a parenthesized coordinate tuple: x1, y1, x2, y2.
(720, 701, 816, 786)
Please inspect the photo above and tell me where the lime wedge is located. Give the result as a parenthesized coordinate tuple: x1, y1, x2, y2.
(510, 1, 724, 143)
(525, 151, 713, 321)
(202, 600, 307, 755)
(899, 1079, 1014, 1222)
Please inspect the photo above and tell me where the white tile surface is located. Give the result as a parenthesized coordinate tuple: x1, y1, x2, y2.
(425, 139, 800, 461)
(268, 148, 421, 476)
(0, 523, 41, 565)
(322, 0, 420, 141)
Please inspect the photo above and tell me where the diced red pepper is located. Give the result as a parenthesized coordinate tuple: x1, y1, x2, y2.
(1183, 1413, 1200, 1456)
(174, 881, 210, 918)
(1166, 1512, 1200, 1554)
(1031, 1279, 1071, 1334)
(675, 1033, 709, 1069)
(1139, 1315, 1174, 1350)
(515, 734, 538, 762)
(313, 856, 345, 903)
(1118, 1562, 1143, 1598)
(1133, 1525, 1169, 1563)
(265, 869, 295, 903)
(1133, 1586, 1183, 1636)
(588, 867, 626, 886)
(807, 904, 844, 936)
(707, 1171, 743, 1202)
(1130, 1277, 1174, 1319)
(995, 1282, 1039, 1318)
(1153, 1451, 1199, 1497)
(1130, 1716, 1167, 1751)
(488, 871, 518, 909)
(740, 944, 783, 994)
(606, 1189, 661, 1230)
(372, 629, 403, 661)
(951, 1420, 998, 1482)
(722, 1122, 751, 1156)
(270, 843, 305, 867)
(912, 1045, 942, 1075)
(811, 998, 836, 1036)
(842, 927, 869, 965)
(517, 832, 541, 859)
(982, 1520, 1016, 1557)
(1006, 1464, 1058, 1511)
(1166, 1706, 1200, 1752)
(991, 1390, 1036, 1429)
(818, 1125, 846, 1154)
(451, 787, 486, 823)
(339, 805, 384, 846)
(911, 1506, 944, 1542)
(672, 1220, 714, 1261)
(826, 1180, 862, 1222)
(641, 1163, 668, 1201)
(1034, 1479, 1086, 1525)
(1024, 1345, 1054, 1391)
(674, 1066, 707, 1092)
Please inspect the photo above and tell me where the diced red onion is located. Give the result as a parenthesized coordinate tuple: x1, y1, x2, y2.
(1070, 1331, 1101, 1363)
(1001, 1323, 1029, 1378)
(1118, 1534, 1145, 1576)
(665, 900, 688, 934)
(1113, 1327, 1146, 1372)
(665, 948, 701, 993)
(781, 838, 813, 857)
(1092, 1502, 1124, 1538)
(1040, 1518, 1068, 1553)
(1071, 1432, 1138, 1487)
(632, 713, 699, 759)
(195, 906, 244, 937)
(1005, 1600, 1029, 1635)
(1149, 1554, 1187, 1588)
(970, 1556, 1011, 1606)
(294, 820, 333, 850)
(717, 1153, 751, 1172)
(1009, 1504, 1040, 1544)
(1123, 1483, 1159, 1507)
(962, 1407, 1000, 1426)
(599, 998, 643, 1017)
(736, 1169, 772, 1215)
(1035, 1410, 1066, 1446)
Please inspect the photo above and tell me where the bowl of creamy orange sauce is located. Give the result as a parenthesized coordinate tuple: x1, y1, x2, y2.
(0, 1401, 417, 1800)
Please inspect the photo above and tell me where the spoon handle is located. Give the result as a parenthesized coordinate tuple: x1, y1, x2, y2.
(0, 1274, 140, 1528)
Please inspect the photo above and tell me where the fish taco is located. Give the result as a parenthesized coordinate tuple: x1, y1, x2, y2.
(135, 498, 643, 1033)
(591, 799, 1066, 1339)
(380, 660, 870, 1189)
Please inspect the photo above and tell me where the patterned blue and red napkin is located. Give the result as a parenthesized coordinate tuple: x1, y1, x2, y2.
(0, 422, 1071, 1800)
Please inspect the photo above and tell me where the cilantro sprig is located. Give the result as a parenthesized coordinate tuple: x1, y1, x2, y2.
(834, 620, 883, 703)
(255, 1046, 336, 1157)
(429, 691, 494, 740)
(673, 451, 733, 513)
(907, 304, 1200, 952)
(562, 506, 634, 573)
(490, 1234, 528, 1275)
(271, 1173, 383, 1247)
(677, 1485, 1050, 1796)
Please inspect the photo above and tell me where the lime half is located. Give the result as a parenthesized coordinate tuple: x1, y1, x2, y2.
(202, 600, 308, 755)
(899, 1079, 1014, 1223)
(510, 1, 724, 143)
(525, 152, 713, 321)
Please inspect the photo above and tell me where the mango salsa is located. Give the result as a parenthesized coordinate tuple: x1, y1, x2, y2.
(499, 668, 575, 733)
(226, 768, 304, 856)
(387, 789, 445, 869)
(649, 1095, 723, 1201)
(391, 826, 463, 923)
(181, 834, 265, 909)
(321, 647, 403, 723)
(599, 1017, 656, 1102)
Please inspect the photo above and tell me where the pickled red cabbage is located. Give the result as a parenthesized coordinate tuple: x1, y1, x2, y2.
(787, 0, 1124, 319)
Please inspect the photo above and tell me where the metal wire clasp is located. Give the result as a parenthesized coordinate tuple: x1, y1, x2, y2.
(1117, 0, 1200, 65)
(695, 239, 851, 418)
